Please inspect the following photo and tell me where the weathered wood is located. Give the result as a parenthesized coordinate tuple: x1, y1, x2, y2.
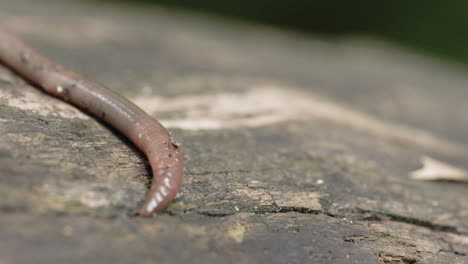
(1, 0, 467, 263)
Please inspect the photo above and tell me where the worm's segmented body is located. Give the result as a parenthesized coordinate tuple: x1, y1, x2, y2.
(0, 28, 184, 216)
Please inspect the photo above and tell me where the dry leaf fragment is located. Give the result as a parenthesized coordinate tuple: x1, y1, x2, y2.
(410, 156, 468, 182)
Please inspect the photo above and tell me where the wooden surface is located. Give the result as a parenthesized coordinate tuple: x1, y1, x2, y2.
(1, 0, 468, 263)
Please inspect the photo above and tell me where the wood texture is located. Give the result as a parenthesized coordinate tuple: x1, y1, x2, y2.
(1, 0, 468, 263)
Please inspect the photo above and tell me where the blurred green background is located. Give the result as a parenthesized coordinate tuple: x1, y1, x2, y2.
(112, 0, 468, 65)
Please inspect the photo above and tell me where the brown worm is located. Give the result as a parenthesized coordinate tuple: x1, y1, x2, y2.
(0, 28, 183, 216)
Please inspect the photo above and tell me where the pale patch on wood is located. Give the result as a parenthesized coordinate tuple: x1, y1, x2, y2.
(226, 222, 247, 243)
(235, 182, 323, 211)
(0, 88, 89, 119)
(271, 191, 322, 210)
(132, 85, 466, 156)
(410, 156, 468, 182)
(39, 182, 112, 210)
(1, 15, 122, 46)
(447, 233, 468, 246)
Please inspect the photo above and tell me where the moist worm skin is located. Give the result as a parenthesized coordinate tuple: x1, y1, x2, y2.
(0, 28, 183, 216)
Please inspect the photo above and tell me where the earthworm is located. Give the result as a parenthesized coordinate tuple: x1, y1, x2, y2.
(0, 28, 183, 216)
